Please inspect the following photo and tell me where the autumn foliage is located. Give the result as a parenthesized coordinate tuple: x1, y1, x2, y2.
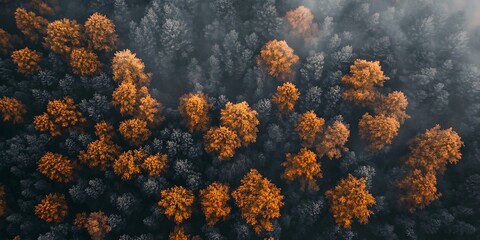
(112, 49, 151, 86)
(169, 227, 190, 240)
(112, 81, 138, 115)
(75, 211, 112, 240)
(69, 48, 101, 75)
(34, 193, 68, 223)
(204, 126, 241, 160)
(14, 8, 48, 42)
(158, 186, 195, 223)
(272, 82, 300, 113)
(296, 111, 325, 147)
(258, 40, 299, 80)
(44, 19, 83, 55)
(282, 148, 322, 191)
(199, 182, 232, 226)
(374, 91, 410, 124)
(220, 101, 259, 146)
(119, 118, 151, 146)
(79, 138, 121, 170)
(0, 185, 5, 218)
(85, 13, 118, 52)
(11, 47, 42, 75)
(114, 148, 148, 180)
(358, 113, 400, 151)
(179, 93, 211, 133)
(285, 6, 318, 40)
(141, 153, 168, 177)
(315, 121, 350, 159)
(29, 0, 60, 15)
(232, 169, 284, 233)
(34, 97, 86, 136)
(325, 174, 376, 229)
(396, 169, 440, 213)
(94, 121, 115, 140)
(37, 152, 73, 183)
(0, 97, 27, 124)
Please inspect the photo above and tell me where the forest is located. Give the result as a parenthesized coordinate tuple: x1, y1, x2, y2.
(0, 0, 479, 239)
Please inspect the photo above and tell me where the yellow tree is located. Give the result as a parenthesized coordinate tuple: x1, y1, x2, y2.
(38, 152, 73, 183)
(285, 6, 318, 40)
(112, 49, 151, 86)
(282, 148, 322, 191)
(232, 169, 284, 233)
(114, 148, 148, 180)
(44, 19, 83, 56)
(296, 111, 325, 147)
(85, 13, 118, 52)
(34, 97, 86, 136)
(158, 186, 195, 223)
(315, 121, 350, 159)
(34, 193, 68, 223)
(396, 169, 440, 213)
(0, 97, 27, 124)
(258, 40, 299, 80)
(204, 126, 241, 160)
(11, 47, 42, 75)
(141, 153, 168, 177)
(69, 48, 101, 76)
(374, 91, 410, 124)
(14, 8, 48, 42)
(112, 81, 137, 116)
(178, 92, 211, 133)
(405, 125, 463, 174)
(118, 118, 151, 146)
(199, 182, 231, 226)
(325, 174, 376, 229)
(272, 82, 300, 113)
(220, 101, 259, 146)
(358, 113, 400, 151)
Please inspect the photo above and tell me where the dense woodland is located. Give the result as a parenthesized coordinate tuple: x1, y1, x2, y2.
(0, 0, 479, 239)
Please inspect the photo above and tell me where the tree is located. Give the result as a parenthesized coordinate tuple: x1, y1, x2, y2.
(341, 59, 390, 106)
(178, 92, 211, 133)
(38, 152, 73, 183)
(94, 121, 114, 141)
(325, 174, 376, 229)
(315, 121, 350, 159)
(204, 126, 241, 160)
(85, 13, 118, 52)
(0, 28, 13, 55)
(199, 182, 231, 226)
(272, 82, 300, 113)
(14, 8, 48, 42)
(158, 186, 195, 223)
(75, 212, 112, 240)
(296, 111, 325, 147)
(169, 227, 190, 240)
(374, 91, 410, 124)
(34, 193, 68, 223)
(141, 153, 168, 177)
(405, 125, 463, 174)
(69, 48, 101, 75)
(258, 40, 299, 80)
(78, 139, 121, 170)
(11, 47, 42, 75)
(34, 97, 86, 136)
(137, 90, 162, 124)
(0, 97, 27, 124)
(232, 169, 284, 233)
(29, 0, 60, 15)
(396, 169, 440, 213)
(112, 49, 151, 86)
(44, 19, 83, 55)
(285, 6, 318, 40)
(112, 81, 137, 116)
(114, 148, 148, 180)
(358, 113, 400, 151)
(282, 148, 322, 191)
(0, 185, 5, 218)
(118, 118, 151, 146)
(220, 101, 259, 146)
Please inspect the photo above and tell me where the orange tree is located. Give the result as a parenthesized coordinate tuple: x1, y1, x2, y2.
(14, 8, 48, 42)
(0, 28, 13, 55)
(396, 169, 440, 213)
(74, 212, 112, 240)
(325, 174, 376, 229)
(296, 110, 325, 147)
(374, 91, 410, 124)
(34, 97, 86, 136)
(11, 47, 42, 75)
(141, 153, 168, 177)
(285, 6, 317, 40)
(169, 227, 190, 240)
(34, 193, 68, 223)
(178, 92, 211, 133)
(37, 152, 73, 183)
(272, 82, 300, 113)
(112, 81, 138, 116)
(94, 121, 115, 141)
(118, 118, 151, 146)
(113, 148, 148, 180)
(69, 48, 101, 76)
(203, 126, 241, 160)
(44, 18, 83, 56)
(220, 101, 259, 146)
(358, 113, 400, 151)
(258, 40, 299, 80)
(0, 97, 26, 124)
(158, 186, 195, 223)
(199, 182, 232, 226)
(136, 88, 163, 124)
(282, 148, 322, 191)
(78, 138, 122, 170)
(112, 49, 151, 86)
(315, 121, 350, 159)
(232, 169, 284, 233)
(85, 13, 118, 52)
(0, 185, 5, 217)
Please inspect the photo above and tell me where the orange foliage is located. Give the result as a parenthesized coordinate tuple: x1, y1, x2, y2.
(272, 82, 300, 113)
(0, 28, 13, 55)
(79, 139, 121, 170)
(258, 40, 299, 80)
(112, 49, 151, 86)
(29, 0, 60, 15)
(315, 121, 350, 159)
(374, 91, 410, 124)
(199, 182, 231, 226)
(85, 13, 118, 52)
(141, 153, 168, 177)
(220, 101, 259, 146)
(11, 47, 42, 75)
(73, 212, 87, 228)
(0, 185, 5, 217)
(232, 169, 284, 233)
(114, 148, 148, 180)
(112, 82, 162, 123)
(34, 193, 68, 223)
(69, 48, 101, 76)
(204, 126, 241, 160)
(44, 19, 83, 55)
(325, 174, 376, 229)
(296, 111, 325, 147)
(405, 125, 463, 174)
(282, 148, 322, 191)
(14, 8, 48, 42)
(158, 186, 195, 223)
(37, 152, 73, 183)
(94, 121, 114, 140)
(118, 118, 151, 146)
(179, 92, 211, 133)
(358, 113, 400, 151)
(112, 81, 137, 116)
(396, 169, 440, 213)
(169, 227, 190, 240)
(285, 6, 318, 40)
(85, 212, 112, 240)
(0, 97, 27, 124)
(342, 59, 390, 106)
(137, 91, 163, 124)
(34, 97, 86, 136)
